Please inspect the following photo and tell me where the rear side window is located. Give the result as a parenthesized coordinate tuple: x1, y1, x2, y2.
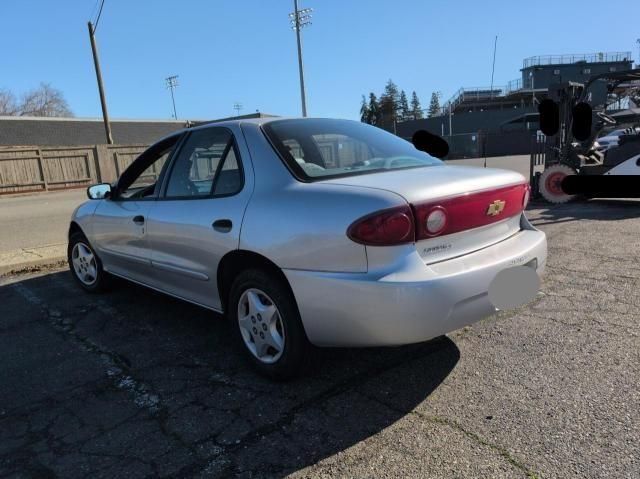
(164, 127, 243, 198)
(263, 118, 442, 181)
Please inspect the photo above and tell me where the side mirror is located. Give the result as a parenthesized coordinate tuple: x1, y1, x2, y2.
(538, 99, 560, 136)
(87, 183, 112, 200)
(411, 130, 450, 159)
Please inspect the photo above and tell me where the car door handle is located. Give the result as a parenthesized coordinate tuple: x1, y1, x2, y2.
(212, 219, 232, 233)
(132, 215, 145, 225)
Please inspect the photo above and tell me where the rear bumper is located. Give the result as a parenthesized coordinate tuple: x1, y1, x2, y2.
(284, 222, 546, 347)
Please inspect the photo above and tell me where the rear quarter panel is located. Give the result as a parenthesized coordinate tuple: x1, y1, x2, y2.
(240, 182, 407, 273)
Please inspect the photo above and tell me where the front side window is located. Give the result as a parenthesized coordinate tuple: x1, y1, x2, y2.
(117, 134, 181, 199)
(127, 149, 172, 192)
(262, 119, 442, 181)
(165, 127, 242, 198)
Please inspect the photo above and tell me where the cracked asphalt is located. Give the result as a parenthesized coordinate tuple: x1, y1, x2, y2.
(1, 199, 639, 478)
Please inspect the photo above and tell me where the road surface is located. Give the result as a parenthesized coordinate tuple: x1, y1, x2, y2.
(1, 200, 639, 478)
(0, 189, 85, 253)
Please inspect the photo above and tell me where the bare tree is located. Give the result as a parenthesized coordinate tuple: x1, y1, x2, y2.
(0, 89, 19, 116)
(19, 83, 73, 117)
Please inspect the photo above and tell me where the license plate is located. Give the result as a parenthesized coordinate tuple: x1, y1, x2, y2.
(488, 264, 540, 310)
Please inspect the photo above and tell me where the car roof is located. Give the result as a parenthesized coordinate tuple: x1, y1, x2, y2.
(148, 117, 279, 145)
(159, 116, 286, 139)
(151, 117, 360, 147)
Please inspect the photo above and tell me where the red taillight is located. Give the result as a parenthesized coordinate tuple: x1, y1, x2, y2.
(523, 184, 531, 209)
(413, 183, 528, 240)
(348, 183, 528, 246)
(347, 205, 415, 246)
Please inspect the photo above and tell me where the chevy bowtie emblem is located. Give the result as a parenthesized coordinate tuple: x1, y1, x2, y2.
(486, 200, 506, 216)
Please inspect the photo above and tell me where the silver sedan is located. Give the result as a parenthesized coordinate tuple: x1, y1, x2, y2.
(69, 118, 546, 379)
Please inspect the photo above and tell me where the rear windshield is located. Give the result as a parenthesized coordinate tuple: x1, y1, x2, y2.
(262, 118, 442, 181)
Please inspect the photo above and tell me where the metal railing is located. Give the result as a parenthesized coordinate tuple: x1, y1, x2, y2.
(441, 86, 505, 114)
(505, 78, 523, 95)
(523, 52, 632, 69)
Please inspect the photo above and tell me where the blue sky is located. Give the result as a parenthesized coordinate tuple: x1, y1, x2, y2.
(2, 0, 638, 121)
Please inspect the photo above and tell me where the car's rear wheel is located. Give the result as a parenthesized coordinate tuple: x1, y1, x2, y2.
(228, 268, 309, 380)
(68, 232, 110, 293)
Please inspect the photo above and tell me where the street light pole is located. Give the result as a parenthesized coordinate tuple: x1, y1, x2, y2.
(289, 1, 312, 117)
(88, 21, 113, 144)
(165, 76, 179, 119)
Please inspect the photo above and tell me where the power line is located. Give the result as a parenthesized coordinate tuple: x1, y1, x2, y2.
(93, 0, 106, 33)
(489, 35, 498, 99)
(89, 0, 101, 23)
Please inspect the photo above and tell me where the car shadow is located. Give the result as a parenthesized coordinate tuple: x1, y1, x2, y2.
(0, 270, 460, 477)
(529, 198, 640, 226)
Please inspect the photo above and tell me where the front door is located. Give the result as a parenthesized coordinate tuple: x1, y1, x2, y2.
(91, 135, 181, 284)
(145, 126, 252, 310)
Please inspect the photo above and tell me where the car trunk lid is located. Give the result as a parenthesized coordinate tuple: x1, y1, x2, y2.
(326, 165, 529, 264)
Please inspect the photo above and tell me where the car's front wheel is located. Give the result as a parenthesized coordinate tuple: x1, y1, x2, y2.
(228, 269, 309, 380)
(68, 232, 110, 293)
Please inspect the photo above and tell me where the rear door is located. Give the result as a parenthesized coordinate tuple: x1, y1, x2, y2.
(145, 125, 253, 310)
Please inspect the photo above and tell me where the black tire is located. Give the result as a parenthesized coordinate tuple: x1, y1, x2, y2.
(228, 268, 310, 380)
(68, 232, 111, 293)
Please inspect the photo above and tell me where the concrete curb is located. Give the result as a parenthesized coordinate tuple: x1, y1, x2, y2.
(0, 244, 67, 277)
(0, 257, 67, 277)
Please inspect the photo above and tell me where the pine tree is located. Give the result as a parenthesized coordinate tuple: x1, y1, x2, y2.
(379, 79, 400, 130)
(367, 93, 380, 125)
(427, 92, 441, 118)
(410, 91, 423, 120)
(360, 95, 369, 123)
(398, 90, 409, 121)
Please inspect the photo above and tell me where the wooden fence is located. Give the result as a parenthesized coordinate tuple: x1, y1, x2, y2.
(0, 144, 147, 195)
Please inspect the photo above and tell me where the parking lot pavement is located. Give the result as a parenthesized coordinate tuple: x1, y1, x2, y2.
(1, 199, 639, 478)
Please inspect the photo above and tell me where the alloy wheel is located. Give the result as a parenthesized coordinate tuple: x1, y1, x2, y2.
(71, 242, 98, 286)
(237, 288, 285, 364)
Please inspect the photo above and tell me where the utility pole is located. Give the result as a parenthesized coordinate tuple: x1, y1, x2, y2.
(289, 1, 312, 117)
(87, 21, 113, 144)
(233, 102, 243, 117)
(165, 75, 179, 119)
(636, 39, 640, 65)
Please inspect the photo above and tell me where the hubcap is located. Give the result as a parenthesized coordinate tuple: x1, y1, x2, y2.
(545, 172, 566, 196)
(237, 288, 285, 364)
(71, 242, 98, 286)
